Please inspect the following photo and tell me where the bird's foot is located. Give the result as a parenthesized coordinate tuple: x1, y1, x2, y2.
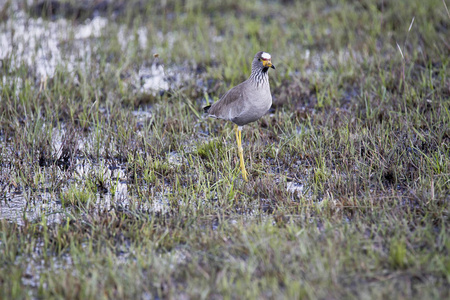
(241, 168, 248, 182)
(240, 161, 248, 182)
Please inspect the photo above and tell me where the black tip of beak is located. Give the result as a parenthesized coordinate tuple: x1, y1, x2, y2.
(271, 64, 276, 69)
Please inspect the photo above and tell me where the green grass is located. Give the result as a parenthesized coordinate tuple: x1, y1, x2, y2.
(0, 0, 449, 299)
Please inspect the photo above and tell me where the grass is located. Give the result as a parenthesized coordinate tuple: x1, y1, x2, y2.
(0, 0, 449, 299)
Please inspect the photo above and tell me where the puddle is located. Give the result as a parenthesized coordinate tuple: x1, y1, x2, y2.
(286, 181, 304, 194)
(1, 119, 193, 225)
(0, 9, 192, 95)
(127, 62, 194, 96)
(0, 11, 106, 78)
(0, 155, 174, 225)
(72, 158, 173, 214)
(136, 63, 170, 93)
(0, 192, 64, 226)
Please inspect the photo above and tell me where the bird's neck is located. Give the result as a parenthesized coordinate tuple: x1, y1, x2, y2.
(249, 68, 269, 88)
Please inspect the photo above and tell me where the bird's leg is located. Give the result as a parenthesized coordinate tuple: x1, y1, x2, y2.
(234, 125, 248, 181)
(238, 129, 248, 181)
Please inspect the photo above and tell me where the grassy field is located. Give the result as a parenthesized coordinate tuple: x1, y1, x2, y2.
(0, 0, 449, 298)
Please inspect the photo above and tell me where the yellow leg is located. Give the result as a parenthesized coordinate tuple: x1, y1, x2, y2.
(234, 125, 248, 181)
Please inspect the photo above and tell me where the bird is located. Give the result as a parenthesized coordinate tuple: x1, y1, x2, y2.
(203, 51, 275, 181)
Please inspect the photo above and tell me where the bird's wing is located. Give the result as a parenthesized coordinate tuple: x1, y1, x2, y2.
(208, 80, 250, 120)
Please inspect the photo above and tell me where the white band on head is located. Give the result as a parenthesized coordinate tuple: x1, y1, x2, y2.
(261, 52, 271, 59)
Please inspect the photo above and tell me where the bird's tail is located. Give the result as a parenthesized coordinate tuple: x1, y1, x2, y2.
(203, 105, 211, 113)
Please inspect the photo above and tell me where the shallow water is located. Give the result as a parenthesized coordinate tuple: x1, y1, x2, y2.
(0, 190, 63, 226)
(0, 4, 308, 226)
(0, 153, 173, 225)
(0, 8, 191, 96)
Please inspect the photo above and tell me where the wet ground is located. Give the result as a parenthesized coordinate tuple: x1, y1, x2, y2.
(1, 2, 192, 224)
(0, 1, 448, 298)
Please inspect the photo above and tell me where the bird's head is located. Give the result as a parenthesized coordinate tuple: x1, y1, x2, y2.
(254, 51, 275, 72)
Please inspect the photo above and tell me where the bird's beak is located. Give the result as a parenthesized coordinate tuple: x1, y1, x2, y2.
(263, 59, 275, 69)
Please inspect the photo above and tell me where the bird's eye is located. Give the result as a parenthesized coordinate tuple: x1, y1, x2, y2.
(258, 58, 261, 61)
